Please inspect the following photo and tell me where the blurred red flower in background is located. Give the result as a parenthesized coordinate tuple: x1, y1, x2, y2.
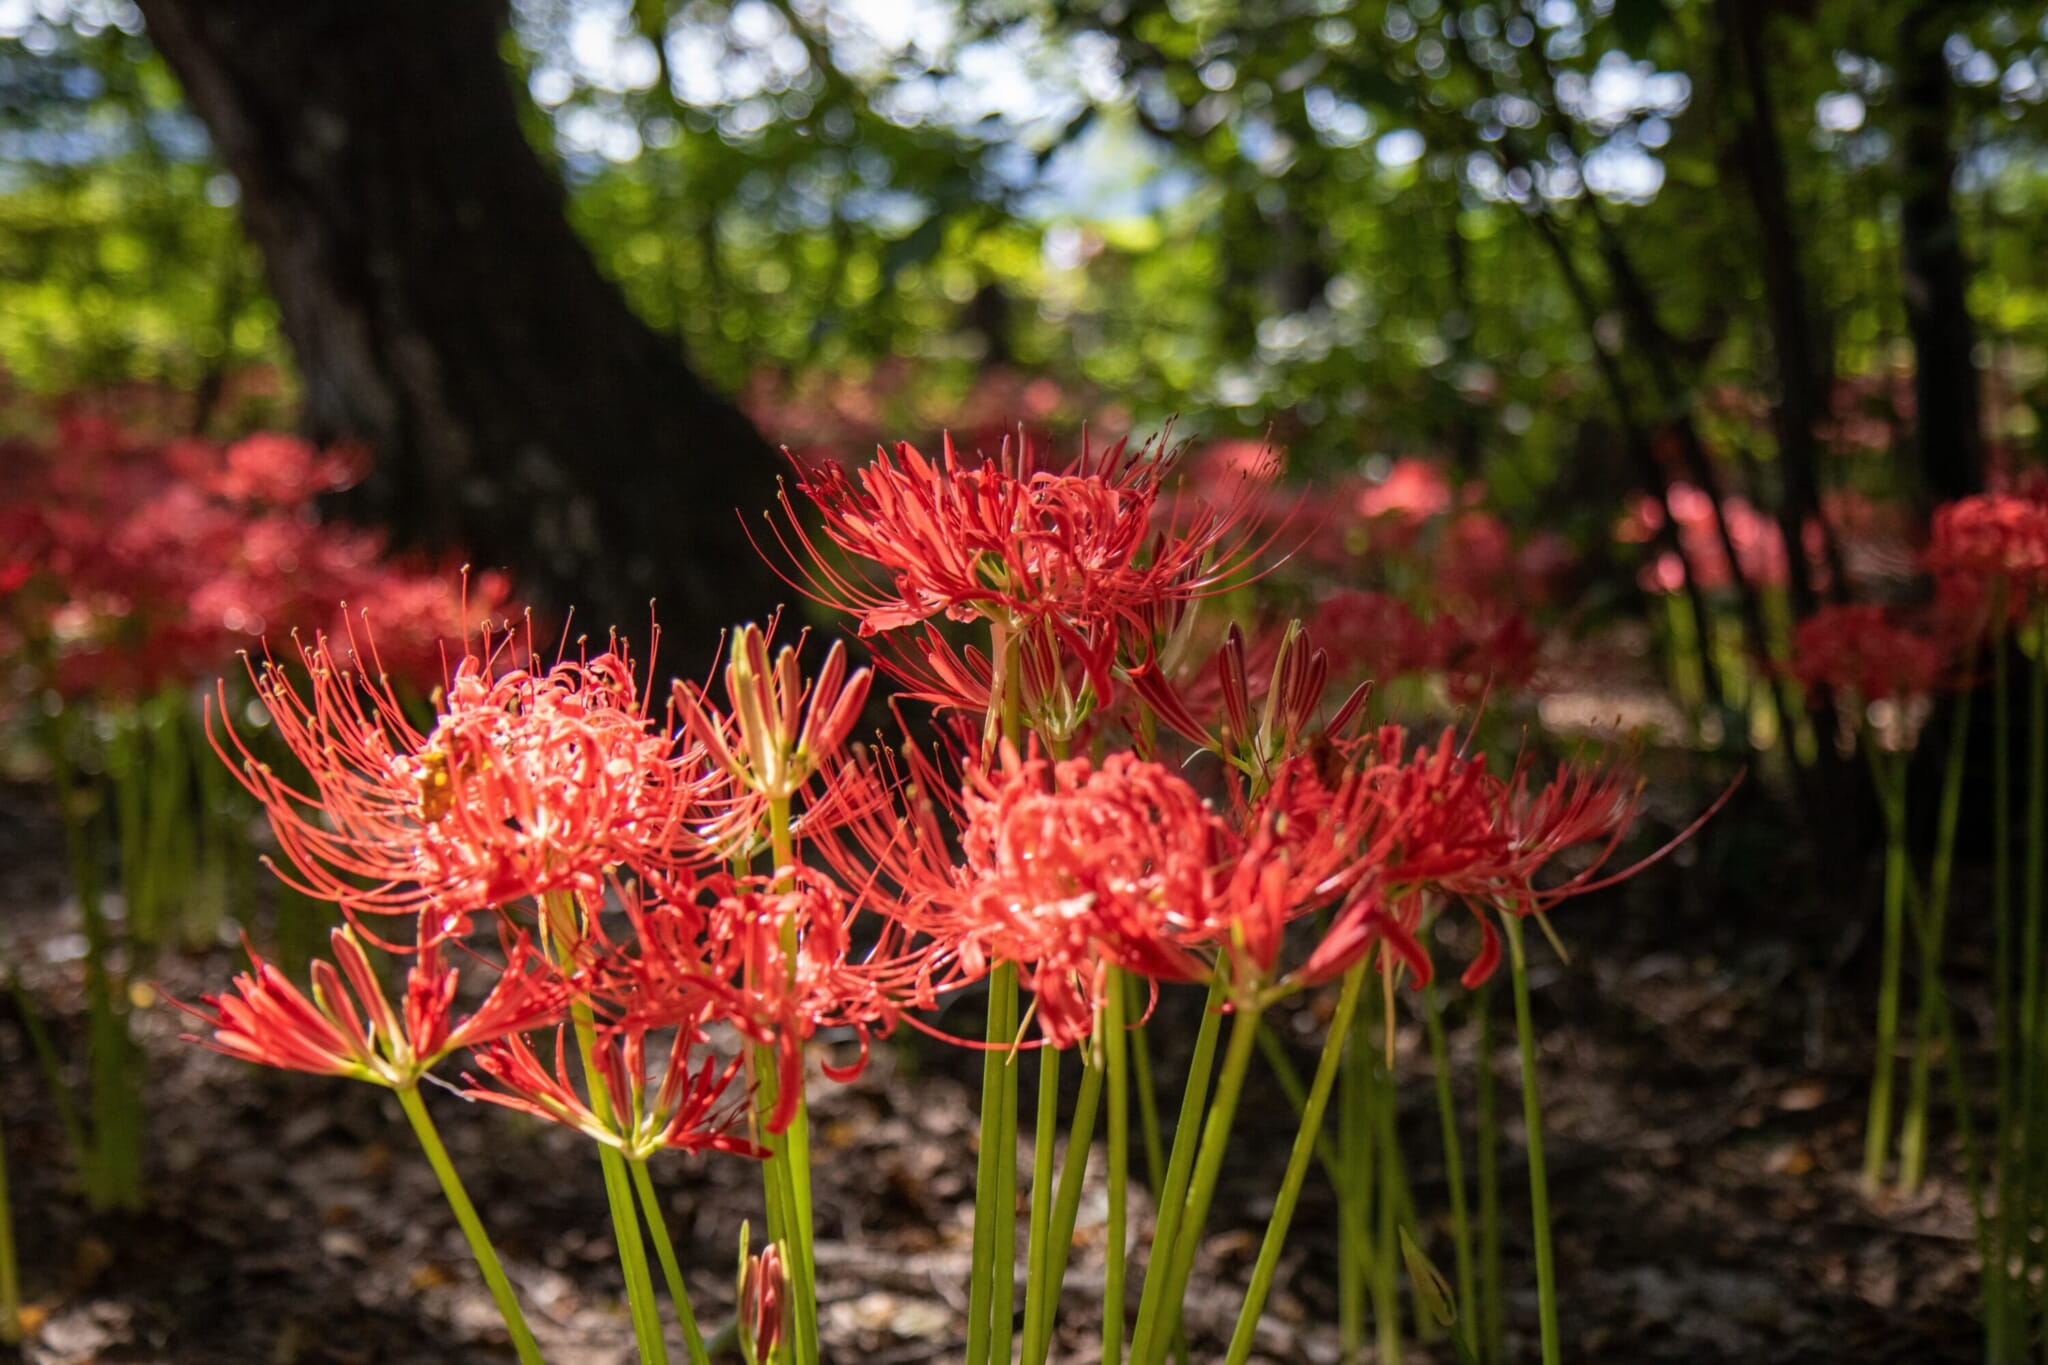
(1790, 604, 1949, 703)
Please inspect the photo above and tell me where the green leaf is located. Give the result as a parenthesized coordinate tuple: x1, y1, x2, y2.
(1398, 1224, 1459, 1329)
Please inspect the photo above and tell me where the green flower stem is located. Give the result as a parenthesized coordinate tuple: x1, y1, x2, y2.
(546, 900, 668, 1365)
(994, 985, 1023, 1364)
(765, 796, 822, 1365)
(1901, 684, 1972, 1191)
(1126, 974, 1228, 1362)
(966, 962, 1018, 1365)
(751, 1046, 789, 1249)
(1134, 1000, 1263, 1365)
(1126, 975, 1167, 1193)
(1862, 745, 1909, 1192)
(1224, 965, 1367, 1365)
(2027, 609, 2048, 1339)
(1474, 983, 1502, 1365)
(8, 970, 89, 1179)
(1124, 976, 1186, 1365)
(1367, 987, 1402, 1365)
(1503, 916, 1560, 1365)
(1020, 1044, 1061, 1365)
(749, 1050, 814, 1365)
(0, 1102, 19, 1347)
(1423, 980, 1478, 1357)
(1102, 968, 1130, 1363)
(631, 1160, 711, 1365)
(395, 1084, 546, 1365)
(593, 1045, 668, 1363)
(1032, 1043, 1103, 1365)
(776, 1092, 821, 1365)
(1338, 1019, 1367, 1362)
(1251, 1022, 1377, 1302)
(1992, 593, 2016, 1359)
(1898, 871, 1991, 1250)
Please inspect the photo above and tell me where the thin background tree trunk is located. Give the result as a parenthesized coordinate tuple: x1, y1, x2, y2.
(1896, 0, 1987, 505)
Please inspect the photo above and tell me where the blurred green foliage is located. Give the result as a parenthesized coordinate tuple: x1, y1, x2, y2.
(7, 0, 2048, 505)
(0, 2, 275, 399)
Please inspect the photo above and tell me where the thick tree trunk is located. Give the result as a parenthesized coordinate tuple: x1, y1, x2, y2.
(135, 0, 783, 649)
(1896, 0, 1986, 504)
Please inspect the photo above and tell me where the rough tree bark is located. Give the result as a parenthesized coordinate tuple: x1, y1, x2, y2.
(1896, 0, 1986, 504)
(134, 0, 784, 648)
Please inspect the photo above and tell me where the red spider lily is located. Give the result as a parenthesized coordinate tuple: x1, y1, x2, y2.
(1433, 749, 1659, 986)
(869, 617, 1117, 745)
(1308, 591, 1540, 703)
(1925, 491, 2048, 606)
(207, 432, 365, 505)
(1224, 755, 1427, 991)
(940, 747, 1225, 1047)
(832, 739, 1414, 1030)
(1435, 609, 1541, 704)
(763, 431, 1284, 640)
(1285, 725, 1513, 988)
(466, 1025, 764, 1161)
(1789, 604, 1949, 703)
(672, 622, 870, 808)
(1311, 590, 1440, 684)
(215, 628, 719, 928)
(0, 418, 486, 702)
(601, 872, 946, 1132)
(1125, 621, 1370, 778)
(179, 925, 571, 1087)
(737, 1235, 788, 1365)
(1356, 456, 1456, 533)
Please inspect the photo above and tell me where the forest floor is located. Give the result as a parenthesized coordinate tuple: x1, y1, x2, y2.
(0, 767, 1984, 1365)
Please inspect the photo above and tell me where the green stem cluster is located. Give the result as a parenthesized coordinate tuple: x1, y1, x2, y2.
(1900, 690, 1969, 1193)
(546, 889, 710, 1365)
(1223, 964, 1367, 1365)
(46, 706, 145, 1213)
(966, 962, 1021, 1365)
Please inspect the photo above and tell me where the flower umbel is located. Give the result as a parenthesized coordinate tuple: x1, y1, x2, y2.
(179, 926, 571, 1088)
(467, 1025, 764, 1161)
(216, 629, 706, 926)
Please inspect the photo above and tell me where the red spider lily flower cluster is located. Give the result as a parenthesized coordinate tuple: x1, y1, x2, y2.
(212, 629, 713, 930)
(1789, 604, 1950, 704)
(199, 612, 948, 1145)
(767, 431, 1284, 641)
(0, 414, 511, 704)
(599, 869, 946, 1133)
(1309, 590, 1541, 706)
(1925, 490, 2048, 616)
(918, 747, 1227, 1048)
(184, 419, 1707, 1310)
